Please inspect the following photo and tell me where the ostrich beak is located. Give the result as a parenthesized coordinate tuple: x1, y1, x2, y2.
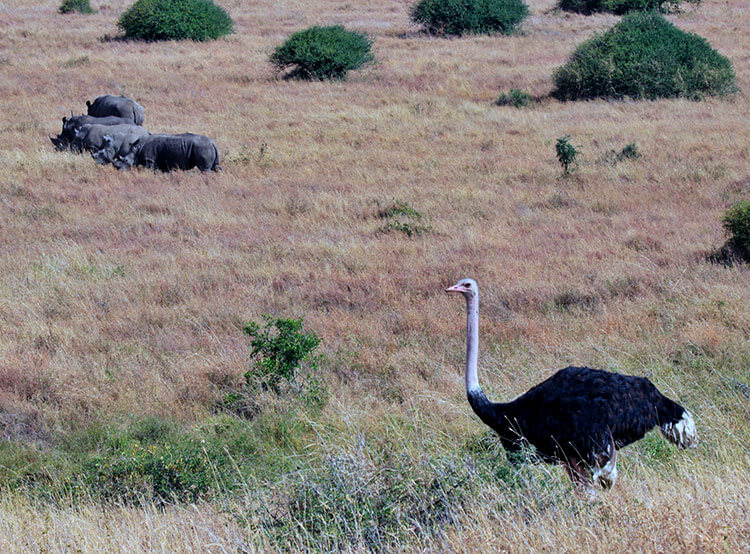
(445, 284, 463, 293)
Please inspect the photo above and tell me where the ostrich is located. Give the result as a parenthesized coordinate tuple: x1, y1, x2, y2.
(446, 278, 697, 490)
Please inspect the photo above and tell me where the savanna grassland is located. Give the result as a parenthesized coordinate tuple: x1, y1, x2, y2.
(0, 0, 748, 551)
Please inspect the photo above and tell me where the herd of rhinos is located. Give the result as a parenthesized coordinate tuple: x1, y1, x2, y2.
(50, 94, 222, 172)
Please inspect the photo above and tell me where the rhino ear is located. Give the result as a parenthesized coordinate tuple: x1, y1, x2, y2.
(62, 116, 68, 123)
(86, 100, 91, 108)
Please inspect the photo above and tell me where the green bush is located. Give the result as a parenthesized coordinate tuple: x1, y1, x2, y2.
(723, 201, 750, 262)
(552, 13, 736, 101)
(617, 142, 642, 161)
(410, 0, 529, 36)
(243, 315, 321, 392)
(84, 440, 215, 503)
(118, 0, 233, 42)
(378, 200, 431, 237)
(270, 26, 374, 80)
(559, 0, 697, 14)
(59, 0, 95, 14)
(555, 135, 580, 175)
(495, 88, 534, 107)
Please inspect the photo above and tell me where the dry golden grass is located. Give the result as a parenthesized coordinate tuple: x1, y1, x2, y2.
(0, 0, 748, 550)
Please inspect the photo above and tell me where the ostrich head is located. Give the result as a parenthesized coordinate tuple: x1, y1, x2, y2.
(445, 278, 478, 299)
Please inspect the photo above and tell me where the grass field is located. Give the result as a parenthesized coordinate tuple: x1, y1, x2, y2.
(0, 0, 748, 551)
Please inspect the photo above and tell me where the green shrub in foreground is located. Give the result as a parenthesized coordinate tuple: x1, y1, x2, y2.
(723, 201, 750, 262)
(270, 26, 374, 80)
(59, 0, 95, 14)
(411, 0, 529, 36)
(552, 12, 736, 101)
(118, 0, 233, 41)
(559, 0, 697, 14)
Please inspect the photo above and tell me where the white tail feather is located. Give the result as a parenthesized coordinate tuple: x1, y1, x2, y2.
(660, 410, 698, 448)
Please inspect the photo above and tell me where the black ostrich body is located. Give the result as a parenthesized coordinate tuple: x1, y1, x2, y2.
(446, 278, 697, 490)
(469, 366, 687, 468)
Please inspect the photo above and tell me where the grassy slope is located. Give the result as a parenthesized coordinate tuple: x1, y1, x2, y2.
(0, 0, 748, 550)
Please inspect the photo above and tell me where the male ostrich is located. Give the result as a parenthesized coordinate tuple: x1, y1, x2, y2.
(446, 278, 697, 490)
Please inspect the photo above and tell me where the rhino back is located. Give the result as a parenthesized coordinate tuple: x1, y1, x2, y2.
(86, 124, 148, 150)
(135, 134, 217, 171)
(87, 95, 144, 125)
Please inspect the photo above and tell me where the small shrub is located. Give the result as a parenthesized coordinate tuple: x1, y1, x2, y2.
(270, 26, 374, 81)
(722, 201, 750, 262)
(552, 13, 736, 101)
(555, 135, 580, 175)
(377, 200, 431, 237)
(260, 454, 475, 550)
(59, 0, 95, 14)
(243, 315, 321, 392)
(118, 0, 233, 42)
(559, 0, 697, 14)
(617, 142, 642, 161)
(411, 0, 529, 36)
(494, 88, 534, 108)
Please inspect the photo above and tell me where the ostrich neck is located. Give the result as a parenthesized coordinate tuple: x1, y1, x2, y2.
(465, 294, 480, 394)
(463, 293, 504, 429)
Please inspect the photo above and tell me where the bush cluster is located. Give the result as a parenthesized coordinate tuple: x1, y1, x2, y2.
(59, 0, 95, 14)
(559, 0, 698, 14)
(270, 26, 374, 80)
(552, 13, 736, 101)
(410, 0, 529, 36)
(118, 0, 233, 42)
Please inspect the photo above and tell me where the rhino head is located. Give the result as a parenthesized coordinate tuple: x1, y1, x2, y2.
(111, 135, 143, 170)
(91, 135, 116, 165)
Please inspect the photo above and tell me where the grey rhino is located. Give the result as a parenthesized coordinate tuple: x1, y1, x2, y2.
(113, 133, 222, 172)
(86, 95, 145, 126)
(91, 132, 149, 166)
(71, 124, 150, 162)
(50, 114, 133, 151)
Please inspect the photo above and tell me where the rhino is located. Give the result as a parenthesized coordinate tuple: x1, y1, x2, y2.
(71, 124, 150, 162)
(50, 114, 133, 151)
(112, 133, 222, 172)
(86, 95, 145, 126)
(91, 131, 149, 166)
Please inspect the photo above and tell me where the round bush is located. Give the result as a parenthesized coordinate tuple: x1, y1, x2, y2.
(59, 0, 94, 14)
(270, 26, 374, 81)
(552, 12, 736, 101)
(559, 0, 697, 14)
(723, 201, 750, 261)
(118, 0, 233, 42)
(410, 0, 529, 36)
